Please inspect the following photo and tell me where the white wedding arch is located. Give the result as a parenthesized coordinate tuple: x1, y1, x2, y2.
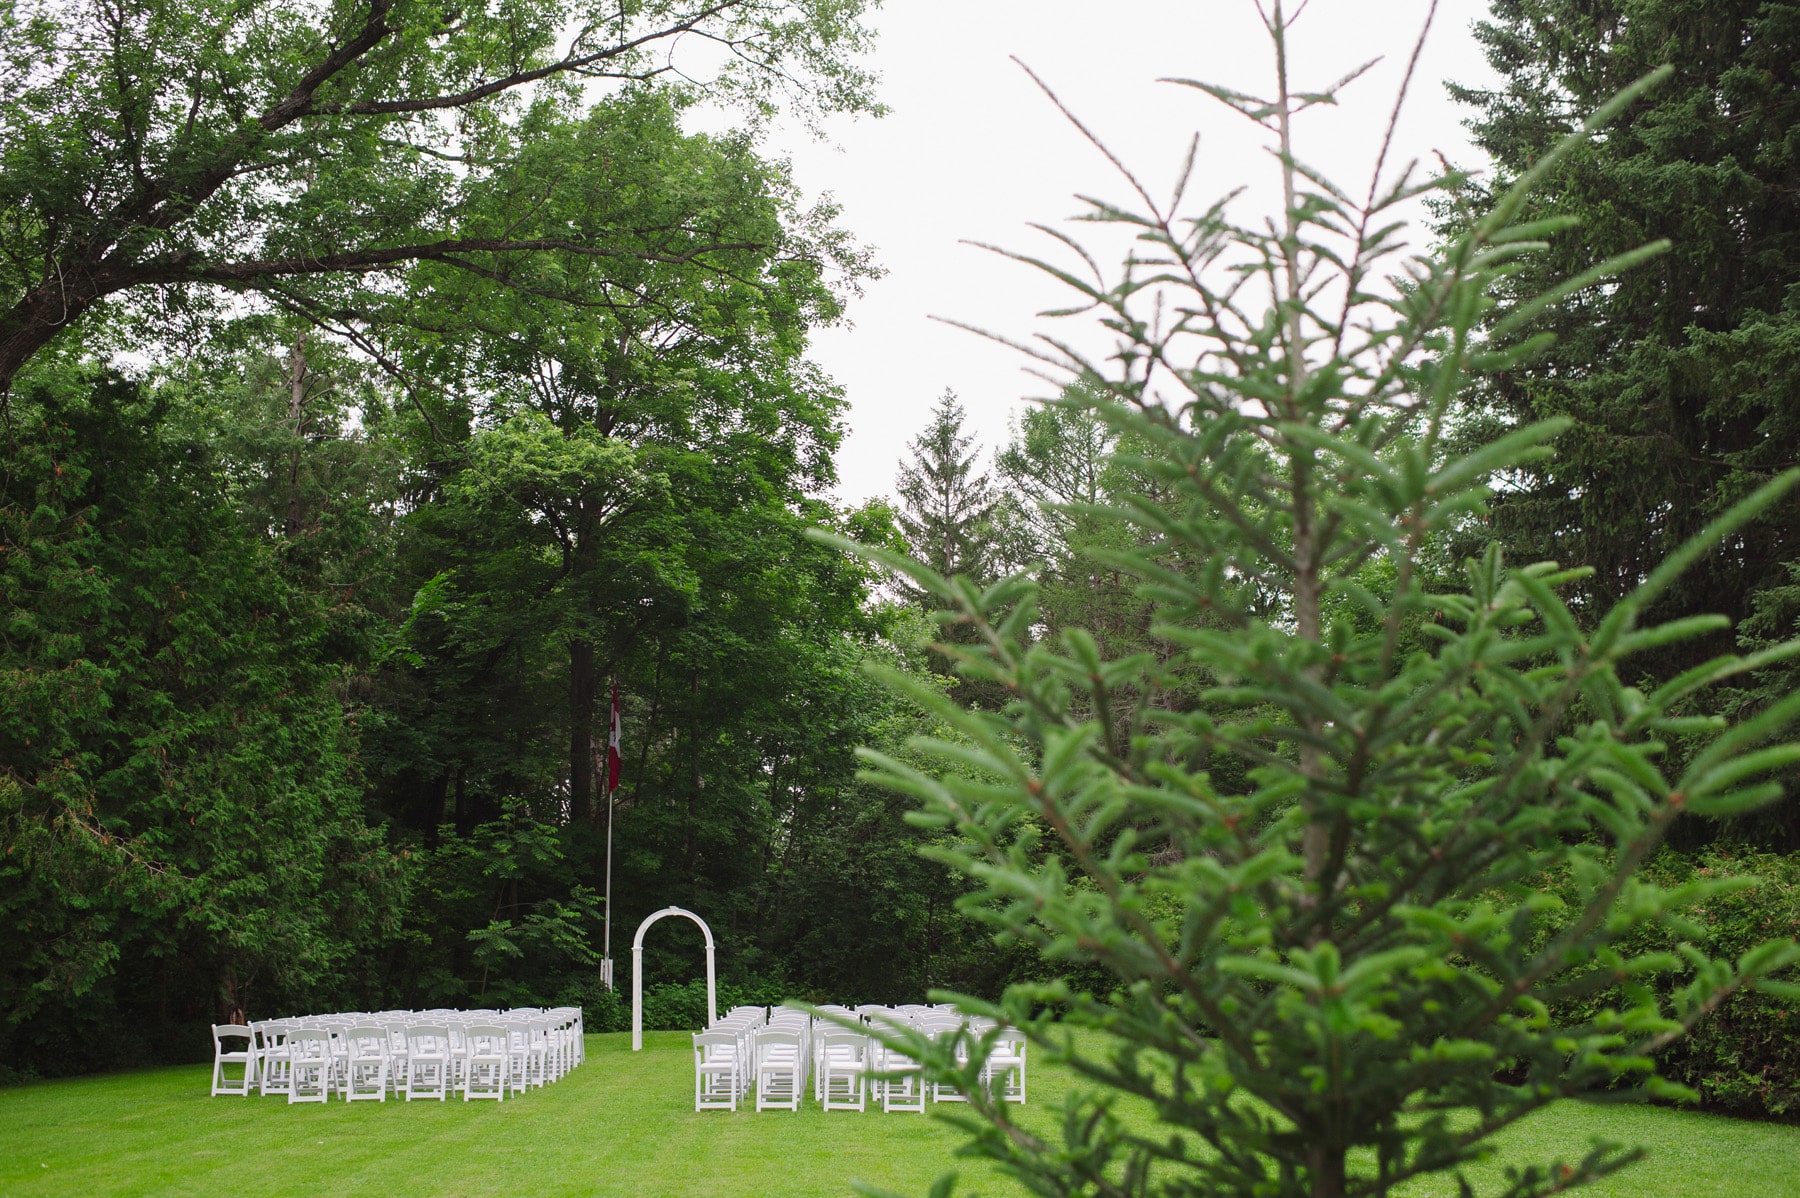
(630, 906, 716, 1051)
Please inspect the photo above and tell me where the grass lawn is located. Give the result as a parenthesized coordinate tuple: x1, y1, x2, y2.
(0, 1031, 1793, 1196)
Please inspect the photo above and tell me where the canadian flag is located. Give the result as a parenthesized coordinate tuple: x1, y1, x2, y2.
(606, 684, 623, 794)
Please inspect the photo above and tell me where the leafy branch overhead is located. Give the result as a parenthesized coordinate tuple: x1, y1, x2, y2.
(829, 4, 1800, 1196)
(0, 0, 880, 392)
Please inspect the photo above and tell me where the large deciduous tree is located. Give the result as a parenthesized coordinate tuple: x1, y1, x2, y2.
(0, 0, 877, 393)
(365, 86, 860, 822)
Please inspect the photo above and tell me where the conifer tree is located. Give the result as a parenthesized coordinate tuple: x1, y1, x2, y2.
(829, 6, 1800, 1195)
(1445, 0, 1800, 684)
(894, 390, 998, 596)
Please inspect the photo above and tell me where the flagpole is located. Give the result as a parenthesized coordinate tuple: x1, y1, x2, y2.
(603, 772, 615, 989)
(601, 682, 618, 990)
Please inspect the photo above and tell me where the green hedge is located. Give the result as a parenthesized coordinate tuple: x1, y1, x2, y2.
(558, 977, 798, 1034)
(1545, 849, 1800, 1119)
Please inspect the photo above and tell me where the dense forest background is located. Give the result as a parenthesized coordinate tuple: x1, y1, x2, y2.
(1, 0, 1796, 1115)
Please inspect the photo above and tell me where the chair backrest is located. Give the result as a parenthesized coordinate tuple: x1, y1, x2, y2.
(693, 1031, 738, 1056)
(212, 1024, 253, 1049)
(345, 1026, 387, 1056)
(464, 1025, 507, 1054)
(755, 1027, 800, 1051)
(818, 1030, 866, 1059)
(286, 1029, 332, 1060)
(407, 1024, 450, 1053)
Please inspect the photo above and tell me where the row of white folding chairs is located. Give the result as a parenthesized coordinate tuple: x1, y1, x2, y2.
(692, 1005, 1026, 1113)
(692, 1004, 810, 1111)
(210, 1007, 584, 1104)
(832, 1007, 1024, 1111)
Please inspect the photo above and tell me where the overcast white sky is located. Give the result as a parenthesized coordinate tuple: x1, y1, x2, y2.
(745, 0, 1502, 504)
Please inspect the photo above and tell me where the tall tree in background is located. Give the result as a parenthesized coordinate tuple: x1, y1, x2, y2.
(1447, 2, 1800, 673)
(370, 87, 859, 826)
(895, 390, 998, 597)
(0, 0, 878, 395)
(0, 370, 401, 1066)
(991, 389, 1177, 665)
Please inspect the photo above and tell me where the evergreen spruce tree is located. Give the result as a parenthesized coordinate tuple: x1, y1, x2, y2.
(894, 390, 998, 598)
(827, 7, 1800, 1195)
(1444, 0, 1800, 702)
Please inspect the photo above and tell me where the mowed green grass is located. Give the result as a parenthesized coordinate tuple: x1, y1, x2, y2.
(0, 1032, 1794, 1197)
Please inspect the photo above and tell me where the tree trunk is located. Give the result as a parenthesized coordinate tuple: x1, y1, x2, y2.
(426, 770, 450, 845)
(1307, 1141, 1346, 1198)
(284, 333, 308, 537)
(220, 965, 249, 1025)
(570, 637, 598, 822)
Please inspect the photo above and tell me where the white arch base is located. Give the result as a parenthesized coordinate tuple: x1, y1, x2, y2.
(631, 905, 716, 1051)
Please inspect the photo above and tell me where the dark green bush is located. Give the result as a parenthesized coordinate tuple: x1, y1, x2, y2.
(1539, 849, 1800, 1119)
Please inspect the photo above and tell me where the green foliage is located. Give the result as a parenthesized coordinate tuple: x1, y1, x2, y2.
(0, 0, 881, 391)
(0, 0, 987, 1080)
(1537, 849, 1800, 1118)
(0, 370, 401, 1075)
(836, 10, 1800, 1197)
(1444, 0, 1800, 843)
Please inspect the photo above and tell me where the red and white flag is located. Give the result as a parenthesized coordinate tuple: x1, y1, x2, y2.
(606, 684, 623, 795)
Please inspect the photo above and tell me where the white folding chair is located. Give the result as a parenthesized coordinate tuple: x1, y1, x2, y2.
(693, 1031, 741, 1111)
(923, 1020, 971, 1103)
(754, 1027, 803, 1111)
(818, 1031, 869, 1112)
(255, 1021, 292, 1098)
(985, 1029, 1027, 1103)
(209, 1024, 257, 1097)
(404, 1025, 451, 1101)
(286, 1029, 334, 1104)
(383, 1022, 410, 1096)
(343, 1026, 389, 1102)
(875, 1037, 926, 1113)
(461, 1025, 508, 1101)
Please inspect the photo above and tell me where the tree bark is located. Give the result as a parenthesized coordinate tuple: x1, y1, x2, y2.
(569, 637, 599, 822)
(1307, 1141, 1347, 1198)
(284, 333, 308, 536)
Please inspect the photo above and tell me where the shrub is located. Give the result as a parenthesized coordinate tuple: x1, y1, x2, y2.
(1547, 850, 1800, 1118)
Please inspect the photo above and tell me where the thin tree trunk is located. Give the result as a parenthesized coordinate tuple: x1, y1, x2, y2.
(284, 333, 307, 537)
(426, 770, 451, 846)
(1307, 1141, 1346, 1198)
(570, 638, 598, 822)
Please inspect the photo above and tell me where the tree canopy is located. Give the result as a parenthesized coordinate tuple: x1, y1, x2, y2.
(0, 0, 878, 394)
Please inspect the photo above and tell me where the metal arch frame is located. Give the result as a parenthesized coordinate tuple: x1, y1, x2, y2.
(630, 905, 716, 1051)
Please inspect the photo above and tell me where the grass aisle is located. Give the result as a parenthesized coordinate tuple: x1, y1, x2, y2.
(0, 1031, 1793, 1196)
